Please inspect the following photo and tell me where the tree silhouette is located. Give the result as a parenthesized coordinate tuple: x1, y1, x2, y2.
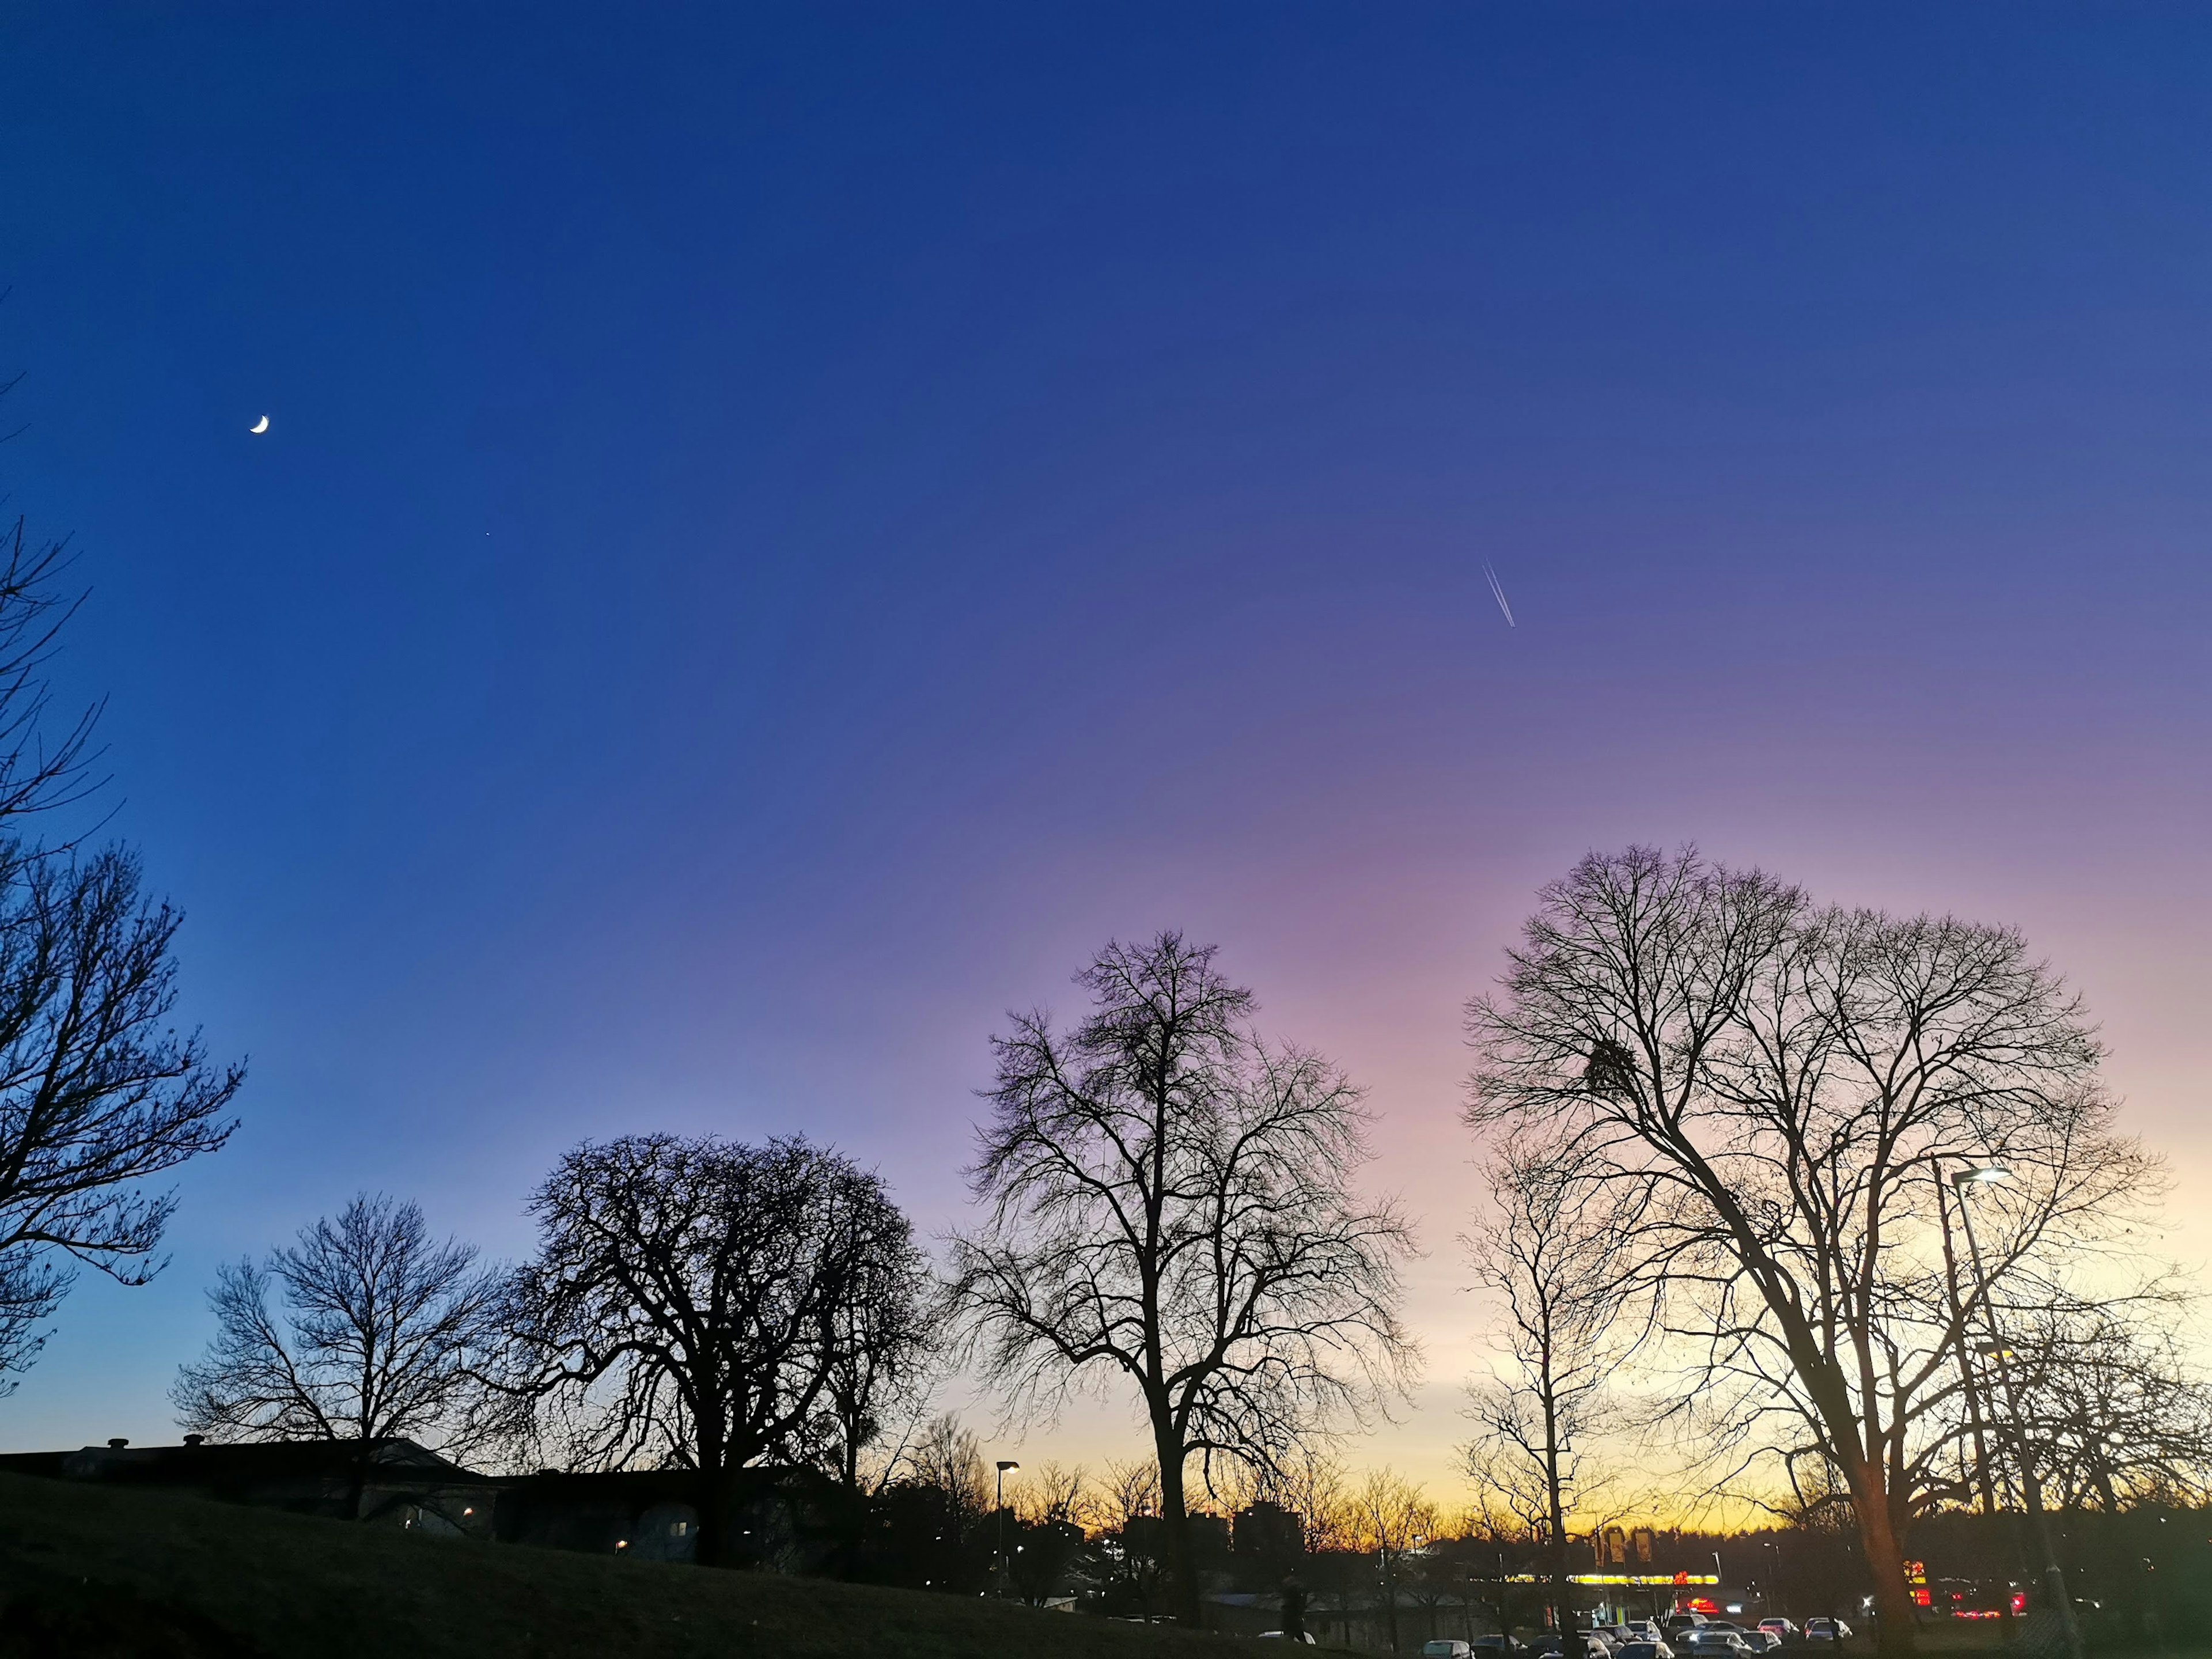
(502, 1133, 927, 1566)
(1468, 847, 2155, 1659)
(955, 931, 1416, 1626)
(172, 1194, 501, 1515)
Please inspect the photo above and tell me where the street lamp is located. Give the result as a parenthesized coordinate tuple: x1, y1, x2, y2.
(995, 1460, 1021, 1592)
(1947, 1161, 2084, 1659)
(1935, 1168, 2004, 1527)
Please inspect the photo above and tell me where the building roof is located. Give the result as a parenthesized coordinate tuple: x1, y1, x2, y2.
(0, 1437, 490, 1487)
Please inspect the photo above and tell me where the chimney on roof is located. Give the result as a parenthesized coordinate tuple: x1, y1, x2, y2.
(107, 1438, 128, 1449)
(183, 1434, 205, 1448)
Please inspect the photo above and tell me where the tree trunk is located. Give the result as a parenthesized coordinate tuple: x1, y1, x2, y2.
(345, 1438, 372, 1522)
(1150, 1414, 1203, 1628)
(1544, 1393, 1570, 1652)
(1847, 1459, 1919, 1659)
(694, 1459, 734, 1567)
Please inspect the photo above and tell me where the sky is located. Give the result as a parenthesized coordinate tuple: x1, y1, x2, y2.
(0, 5, 2207, 1501)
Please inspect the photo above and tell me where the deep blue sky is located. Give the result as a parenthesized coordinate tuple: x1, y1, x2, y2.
(2, 6, 2208, 1475)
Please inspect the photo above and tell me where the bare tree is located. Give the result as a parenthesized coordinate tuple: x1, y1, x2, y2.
(0, 516, 105, 823)
(171, 1194, 501, 1515)
(1467, 847, 2157, 1659)
(0, 846, 243, 1382)
(0, 490, 238, 1384)
(1101, 1457, 1169, 1618)
(1280, 1445, 1358, 1556)
(1995, 1298, 2212, 1512)
(1463, 1136, 1638, 1647)
(1354, 1467, 1438, 1654)
(1017, 1460, 1092, 1528)
(501, 1133, 927, 1565)
(1105, 1454, 1162, 1525)
(953, 932, 1418, 1626)
(1010, 1459, 1092, 1604)
(809, 1232, 941, 1491)
(910, 1411, 994, 1545)
(1446, 1503, 1551, 1639)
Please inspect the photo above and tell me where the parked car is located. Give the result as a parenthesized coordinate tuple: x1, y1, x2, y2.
(1422, 1643, 1474, 1659)
(1738, 1633, 1782, 1652)
(1257, 1636, 1317, 1646)
(1617, 1641, 1676, 1659)
(1474, 1638, 1525, 1657)
(1804, 1620, 1852, 1643)
(1684, 1633, 1753, 1655)
(1662, 1616, 1709, 1637)
(1758, 1621, 1798, 1641)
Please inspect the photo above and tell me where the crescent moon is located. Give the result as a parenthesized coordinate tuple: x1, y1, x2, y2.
(249, 415, 270, 434)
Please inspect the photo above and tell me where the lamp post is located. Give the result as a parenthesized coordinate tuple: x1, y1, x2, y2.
(1934, 1169, 2002, 1519)
(1934, 1166, 2020, 1642)
(1948, 1163, 2085, 1659)
(995, 1460, 1020, 1593)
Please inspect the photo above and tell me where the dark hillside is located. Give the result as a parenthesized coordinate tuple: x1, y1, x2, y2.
(0, 1472, 1319, 1658)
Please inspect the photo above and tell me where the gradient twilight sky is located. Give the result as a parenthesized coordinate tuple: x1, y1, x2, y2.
(1, 6, 2208, 1493)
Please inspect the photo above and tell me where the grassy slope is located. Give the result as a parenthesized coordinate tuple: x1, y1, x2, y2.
(0, 1472, 1317, 1658)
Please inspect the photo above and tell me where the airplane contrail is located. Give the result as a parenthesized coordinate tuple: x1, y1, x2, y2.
(1483, 560, 1516, 628)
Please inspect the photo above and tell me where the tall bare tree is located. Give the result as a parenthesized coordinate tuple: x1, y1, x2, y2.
(171, 1194, 501, 1514)
(953, 932, 1418, 1626)
(1467, 848, 2154, 1659)
(501, 1133, 928, 1566)
(1463, 1137, 1637, 1647)
(0, 510, 240, 1384)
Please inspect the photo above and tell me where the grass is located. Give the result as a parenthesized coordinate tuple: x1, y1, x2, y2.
(0, 1471, 1331, 1658)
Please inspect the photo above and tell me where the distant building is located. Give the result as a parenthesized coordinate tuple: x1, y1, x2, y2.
(1187, 1511, 1230, 1560)
(0, 1437, 501, 1535)
(1233, 1499, 1304, 1565)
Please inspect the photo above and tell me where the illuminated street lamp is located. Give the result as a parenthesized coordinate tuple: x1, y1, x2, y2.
(1947, 1161, 2084, 1659)
(995, 1460, 1021, 1592)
